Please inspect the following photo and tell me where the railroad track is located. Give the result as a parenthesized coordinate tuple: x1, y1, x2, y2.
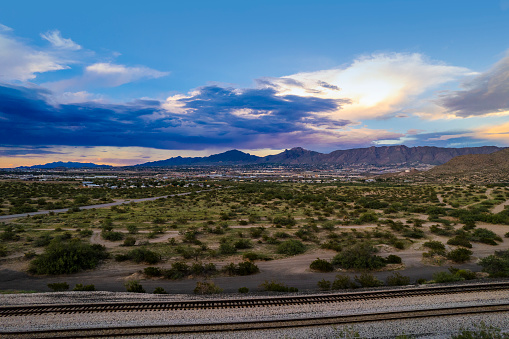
(1, 281, 509, 317)
(2, 303, 509, 338)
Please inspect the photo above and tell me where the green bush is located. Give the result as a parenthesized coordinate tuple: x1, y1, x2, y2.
(222, 261, 259, 276)
(331, 274, 356, 290)
(432, 271, 463, 283)
(219, 242, 237, 255)
(449, 267, 476, 280)
(423, 241, 446, 253)
(277, 240, 306, 256)
(73, 284, 96, 291)
(317, 279, 331, 290)
(447, 236, 472, 248)
(153, 287, 168, 294)
(101, 231, 124, 241)
(123, 236, 136, 246)
(354, 273, 383, 287)
(242, 252, 272, 261)
(260, 280, 298, 292)
(238, 287, 249, 293)
(386, 272, 410, 286)
(125, 280, 145, 293)
(471, 228, 502, 245)
(332, 243, 386, 270)
(125, 248, 160, 264)
(47, 282, 69, 291)
(194, 281, 223, 294)
(479, 250, 509, 277)
(234, 239, 253, 249)
(144, 266, 162, 277)
(126, 224, 138, 234)
(309, 258, 334, 272)
(386, 254, 402, 264)
(447, 248, 472, 263)
(29, 239, 108, 275)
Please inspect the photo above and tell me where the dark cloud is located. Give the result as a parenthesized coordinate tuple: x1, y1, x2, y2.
(0, 83, 352, 151)
(0, 146, 66, 157)
(440, 53, 509, 117)
(317, 81, 340, 91)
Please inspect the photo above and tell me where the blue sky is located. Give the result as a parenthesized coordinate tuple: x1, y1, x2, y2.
(1, 0, 509, 166)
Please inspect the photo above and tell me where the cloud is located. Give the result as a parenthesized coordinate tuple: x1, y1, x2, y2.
(0, 30, 68, 82)
(0, 83, 406, 152)
(440, 52, 509, 117)
(0, 23, 13, 32)
(40, 30, 81, 50)
(264, 53, 471, 121)
(45, 62, 170, 91)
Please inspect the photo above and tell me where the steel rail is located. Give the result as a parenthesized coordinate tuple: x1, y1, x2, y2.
(1, 281, 509, 317)
(2, 303, 509, 338)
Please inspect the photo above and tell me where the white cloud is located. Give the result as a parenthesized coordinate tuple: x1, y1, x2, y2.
(85, 62, 169, 86)
(0, 33, 68, 82)
(40, 30, 81, 51)
(0, 23, 13, 32)
(269, 53, 472, 121)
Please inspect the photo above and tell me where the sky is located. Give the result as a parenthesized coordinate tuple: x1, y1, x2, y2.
(1, 0, 509, 167)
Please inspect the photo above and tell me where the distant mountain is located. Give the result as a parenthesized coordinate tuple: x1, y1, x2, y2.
(135, 145, 503, 167)
(135, 149, 260, 167)
(18, 161, 112, 169)
(418, 148, 509, 183)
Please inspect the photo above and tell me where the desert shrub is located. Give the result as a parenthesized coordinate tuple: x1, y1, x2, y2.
(125, 280, 145, 293)
(153, 287, 168, 294)
(79, 229, 93, 237)
(34, 233, 53, 247)
(331, 274, 356, 290)
(260, 280, 298, 292)
(125, 248, 160, 264)
(354, 273, 383, 287)
(0, 245, 7, 257)
(47, 282, 69, 291)
(449, 267, 476, 280)
(447, 236, 472, 248)
(479, 250, 509, 277)
(222, 261, 259, 276)
(114, 254, 129, 262)
(471, 228, 502, 245)
(402, 227, 425, 239)
(123, 236, 136, 246)
(429, 224, 454, 236)
(238, 287, 249, 293)
(317, 279, 331, 290)
(277, 239, 306, 256)
(505, 232, 509, 238)
(29, 239, 108, 275)
(144, 266, 162, 277)
(234, 238, 253, 249)
(274, 231, 291, 238)
(73, 284, 96, 291)
(447, 248, 472, 263)
(1, 226, 20, 242)
(451, 322, 509, 339)
(248, 227, 264, 238)
(242, 252, 272, 261)
(194, 281, 223, 294)
(126, 224, 138, 234)
(101, 230, 124, 241)
(309, 258, 334, 272)
(219, 242, 237, 255)
(386, 272, 410, 286)
(238, 220, 248, 226)
(432, 271, 463, 283)
(332, 243, 386, 270)
(423, 241, 446, 253)
(24, 251, 36, 259)
(163, 261, 190, 279)
(386, 254, 402, 264)
(273, 215, 296, 227)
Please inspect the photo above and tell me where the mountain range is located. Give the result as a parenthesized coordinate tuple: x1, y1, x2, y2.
(135, 145, 502, 167)
(18, 161, 113, 169)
